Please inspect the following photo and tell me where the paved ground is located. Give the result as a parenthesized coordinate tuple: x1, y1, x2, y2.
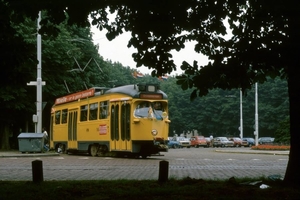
(0, 148, 289, 181)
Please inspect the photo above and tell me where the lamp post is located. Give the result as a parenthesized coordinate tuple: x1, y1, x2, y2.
(27, 11, 45, 133)
(240, 89, 243, 139)
(226, 89, 243, 139)
(254, 82, 259, 145)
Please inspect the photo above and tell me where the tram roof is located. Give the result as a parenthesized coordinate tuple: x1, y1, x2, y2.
(54, 84, 168, 105)
(104, 84, 168, 99)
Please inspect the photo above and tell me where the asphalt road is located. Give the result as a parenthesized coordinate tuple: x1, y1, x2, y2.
(0, 147, 288, 181)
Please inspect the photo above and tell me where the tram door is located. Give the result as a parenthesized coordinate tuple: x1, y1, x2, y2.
(110, 102, 131, 151)
(68, 109, 78, 149)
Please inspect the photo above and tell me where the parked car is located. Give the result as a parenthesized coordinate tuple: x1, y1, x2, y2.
(228, 137, 248, 147)
(242, 138, 255, 147)
(190, 136, 208, 148)
(258, 137, 274, 144)
(167, 137, 181, 149)
(213, 137, 234, 147)
(176, 137, 191, 148)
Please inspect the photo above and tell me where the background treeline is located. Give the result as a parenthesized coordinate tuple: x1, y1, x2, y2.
(0, 15, 289, 149)
(159, 76, 289, 140)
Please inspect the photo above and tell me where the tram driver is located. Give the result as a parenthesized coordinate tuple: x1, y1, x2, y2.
(153, 102, 162, 110)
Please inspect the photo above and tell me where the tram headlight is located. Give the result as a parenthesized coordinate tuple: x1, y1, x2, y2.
(162, 112, 168, 119)
(151, 129, 158, 136)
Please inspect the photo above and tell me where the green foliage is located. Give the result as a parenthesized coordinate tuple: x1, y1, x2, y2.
(161, 76, 288, 138)
(274, 118, 290, 145)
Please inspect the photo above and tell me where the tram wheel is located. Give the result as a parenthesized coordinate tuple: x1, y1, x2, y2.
(61, 144, 66, 154)
(90, 145, 98, 157)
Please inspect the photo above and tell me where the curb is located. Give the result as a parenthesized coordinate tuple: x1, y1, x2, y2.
(0, 150, 289, 157)
(0, 151, 60, 157)
(215, 149, 289, 156)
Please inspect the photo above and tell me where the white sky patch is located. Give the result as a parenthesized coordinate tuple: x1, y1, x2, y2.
(91, 26, 209, 76)
(90, 13, 233, 76)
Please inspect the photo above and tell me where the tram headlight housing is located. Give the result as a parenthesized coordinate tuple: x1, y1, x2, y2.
(151, 129, 158, 136)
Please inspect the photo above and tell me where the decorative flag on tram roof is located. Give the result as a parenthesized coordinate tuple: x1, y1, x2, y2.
(158, 74, 168, 81)
(162, 75, 168, 80)
(136, 72, 144, 78)
(132, 71, 144, 78)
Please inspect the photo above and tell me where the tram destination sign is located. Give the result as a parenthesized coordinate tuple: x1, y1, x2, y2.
(55, 88, 95, 105)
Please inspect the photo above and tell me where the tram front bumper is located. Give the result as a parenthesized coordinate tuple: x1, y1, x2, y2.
(157, 144, 168, 152)
(153, 137, 168, 152)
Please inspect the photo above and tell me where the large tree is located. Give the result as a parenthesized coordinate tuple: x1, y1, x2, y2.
(2, 0, 300, 185)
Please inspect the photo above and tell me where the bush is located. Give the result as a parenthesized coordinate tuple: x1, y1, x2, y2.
(251, 144, 290, 150)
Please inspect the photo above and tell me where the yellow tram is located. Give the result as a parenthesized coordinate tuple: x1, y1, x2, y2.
(50, 83, 170, 158)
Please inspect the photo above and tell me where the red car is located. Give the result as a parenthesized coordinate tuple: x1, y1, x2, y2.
(229, 137, 248, 147)
(190, 136, 208, 148)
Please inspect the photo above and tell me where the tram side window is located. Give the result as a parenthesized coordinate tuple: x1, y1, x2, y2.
(62, 109, 68, 124)
(55, 111, 61, 124)
(89, 103, 98, 121)
(80, 105, 88, 121)
(99, 101, 109, 119)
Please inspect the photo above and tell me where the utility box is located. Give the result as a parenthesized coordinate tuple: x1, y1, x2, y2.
(18, 133, 44, 153)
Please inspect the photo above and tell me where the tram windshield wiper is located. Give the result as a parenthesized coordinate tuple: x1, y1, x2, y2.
(150, 104, 163, 120)
(154, 110, 163, 120)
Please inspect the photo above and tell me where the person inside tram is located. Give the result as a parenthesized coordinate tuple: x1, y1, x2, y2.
(153, 102, 162, 110)
(134, 101, 165, 120)
(134, 102, 149, 118)
(151, 102, 164, 120)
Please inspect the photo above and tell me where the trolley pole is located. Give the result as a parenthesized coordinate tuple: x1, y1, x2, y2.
(27, 11, 45, 133)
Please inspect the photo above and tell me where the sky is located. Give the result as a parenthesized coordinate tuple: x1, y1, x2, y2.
(91, 26, 209, 76)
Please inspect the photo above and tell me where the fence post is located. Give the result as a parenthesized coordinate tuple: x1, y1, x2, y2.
(158, 160, 169, 182)
(32, 160, 43, 183)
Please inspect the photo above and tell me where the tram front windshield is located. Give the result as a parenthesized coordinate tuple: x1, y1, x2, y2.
(134, 101, 166, 119)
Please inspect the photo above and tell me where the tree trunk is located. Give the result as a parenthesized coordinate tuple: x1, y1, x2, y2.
(1, 124, 11, 150)
(284, 66, 300, 186)
(283, 8, 300, 185)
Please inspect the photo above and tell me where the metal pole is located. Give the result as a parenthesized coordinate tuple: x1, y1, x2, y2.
(240, 89, 243, 139)
(255, 82, 259, 145)
(37, 11, 42, 133)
